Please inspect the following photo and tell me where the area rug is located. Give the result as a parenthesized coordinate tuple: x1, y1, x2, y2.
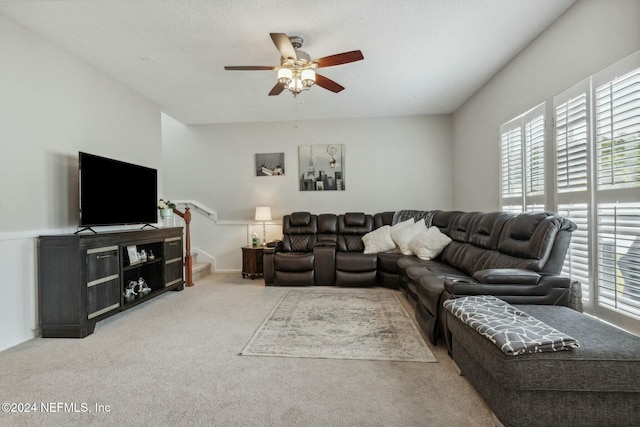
(240, 288, 437, 362)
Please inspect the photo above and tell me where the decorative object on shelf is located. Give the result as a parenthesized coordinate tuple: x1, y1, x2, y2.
(124, 280, 138, 302)
(255, 207, 272, 246)
(127, 245, 139, 264)
(158, 199, 176, 219)
(139, 249, 147, 262)
(298, 144, 345, 191)
(255, 152, 285, 176)
(138, 277, 151, 296)
(148, 250, 155, 260)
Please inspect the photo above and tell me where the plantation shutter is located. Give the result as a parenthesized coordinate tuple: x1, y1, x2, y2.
(592, 55, 640, 323)
(554, 79, 593, 310)
(558, 204, 590, 301)
(596, 202, 640, 317)
(524, 112, 545, 196)
(594, 68, 640, 190)
(500, 103, 546, 212)
(500, 126, 523, 199)
(555, 92, 589, 193)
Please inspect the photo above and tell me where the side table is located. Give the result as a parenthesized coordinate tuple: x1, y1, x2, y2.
(241, 246, 264, 279)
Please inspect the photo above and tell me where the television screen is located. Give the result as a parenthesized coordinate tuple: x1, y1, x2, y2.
(79, 152, 158, 227)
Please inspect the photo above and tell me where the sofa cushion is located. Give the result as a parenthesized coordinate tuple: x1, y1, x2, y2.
(408, 226, 452, 260)
(393, 219, 426, 255)
(497, 212, 563, 271)
(344, 212, 366, 227)
(337, 214, 374, 252)
(274, 252, 314, 272)
(377, 252, 404, 274)
(336, 252, 377, 272)
(468, 211, 511, 250)
(362, 225, 396, 254)
(290, 211, 312, 226)
(447, 212, 482, 242)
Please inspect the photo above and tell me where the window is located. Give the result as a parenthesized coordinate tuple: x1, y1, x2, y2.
(499, 50, 640, 333)
(499, 103, 546, 211)
(556, 52, 640, 331)
(595, 68, 640, 190)
(597, 202, 640, 319)
(555, 93, 589, 193)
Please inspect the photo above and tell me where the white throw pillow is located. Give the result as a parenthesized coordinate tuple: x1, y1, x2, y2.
(362, 225, 396, 254)
(392, 219, 426, 255)
(408, 226, 452, 260)
(390, 218, 414, 240)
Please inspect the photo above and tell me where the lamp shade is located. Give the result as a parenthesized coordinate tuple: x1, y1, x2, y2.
(255, 206, 272, 221)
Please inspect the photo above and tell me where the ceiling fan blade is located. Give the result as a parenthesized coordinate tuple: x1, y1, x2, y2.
(224, 66, 275, 71)
(268, 82, 285, 96)
(270, 33, 297, 60)
(315, 50, 364, 68)
(315, 74, 345, 93)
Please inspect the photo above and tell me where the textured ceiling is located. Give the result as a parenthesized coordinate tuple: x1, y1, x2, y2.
(0, 0, 576, 125)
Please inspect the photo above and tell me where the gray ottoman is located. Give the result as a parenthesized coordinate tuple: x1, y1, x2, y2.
(447, 304, 640, 427)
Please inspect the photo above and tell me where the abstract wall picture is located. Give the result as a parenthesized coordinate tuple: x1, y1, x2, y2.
(255, 152, 285, 176)
(298, 144, 345, 191)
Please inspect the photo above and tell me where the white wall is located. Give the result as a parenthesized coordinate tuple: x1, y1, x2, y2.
(452, 0, 640, 211)
(0, 16, 162, 352)
(162, 114, 453, 271)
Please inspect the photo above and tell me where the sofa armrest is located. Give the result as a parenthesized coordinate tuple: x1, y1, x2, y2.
(444, 274, 571, 298)
(314, 243, 336, 285)
(472, 269, 540, 285)
(314, 240, 337, 247)
(263, 241, 282, 285)
(263, 240, 282, 254)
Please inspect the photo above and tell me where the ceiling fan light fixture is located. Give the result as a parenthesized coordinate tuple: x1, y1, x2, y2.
(301, 68, 316, 88)
(277, 67, 292, 86)
(224, 33, 363, 97)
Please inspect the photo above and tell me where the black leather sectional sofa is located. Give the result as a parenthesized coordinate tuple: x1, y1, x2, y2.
(263, 210, 577, 346)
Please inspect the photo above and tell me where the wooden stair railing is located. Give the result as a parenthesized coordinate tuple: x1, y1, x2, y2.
(173, 206, 194, 287)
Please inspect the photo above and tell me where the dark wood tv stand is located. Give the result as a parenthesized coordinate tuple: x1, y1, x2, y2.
(38, 227, 184, 338)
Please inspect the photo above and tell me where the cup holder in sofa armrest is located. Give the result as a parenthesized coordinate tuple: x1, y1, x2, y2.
(263, 240, 282, 253)
(472, 269, 541, 285)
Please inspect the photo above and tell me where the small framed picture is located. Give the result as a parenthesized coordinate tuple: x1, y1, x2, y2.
(127, 245, 139, 264)
(255, 152, 285, 176)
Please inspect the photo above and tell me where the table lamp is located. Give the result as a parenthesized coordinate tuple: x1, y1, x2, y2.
(255, 207, 272, 246)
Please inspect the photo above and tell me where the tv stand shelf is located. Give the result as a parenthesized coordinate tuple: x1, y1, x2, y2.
(38, 227, 184, 338)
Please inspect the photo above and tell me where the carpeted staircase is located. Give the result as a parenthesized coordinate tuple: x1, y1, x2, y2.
(191, 251, 212, 281)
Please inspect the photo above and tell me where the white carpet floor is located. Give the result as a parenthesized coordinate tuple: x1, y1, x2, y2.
(0, 273, 493, 427)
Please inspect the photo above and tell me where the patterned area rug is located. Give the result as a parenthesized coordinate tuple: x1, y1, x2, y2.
(240, 288, 437, 362)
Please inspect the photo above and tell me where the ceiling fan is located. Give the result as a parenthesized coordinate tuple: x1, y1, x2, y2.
(224, 33, 364, 97)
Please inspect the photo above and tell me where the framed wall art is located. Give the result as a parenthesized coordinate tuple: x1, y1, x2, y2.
(298, 144, 345, 191)
(255, 152, 285, 176)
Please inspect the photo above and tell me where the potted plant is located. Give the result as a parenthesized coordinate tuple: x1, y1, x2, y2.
(158, 199, 176, 219)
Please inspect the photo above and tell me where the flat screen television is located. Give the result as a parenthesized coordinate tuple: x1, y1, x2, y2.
(79, 152, 158, 227)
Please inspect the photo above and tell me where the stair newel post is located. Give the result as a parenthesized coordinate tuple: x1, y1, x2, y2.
(173, 206, 194, 287)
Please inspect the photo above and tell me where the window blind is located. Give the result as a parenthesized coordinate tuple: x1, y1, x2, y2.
(559, 203, 590, 301)
(595, 68, 640, 190)
(596, 202, 640, 319)
(525, 114, 545, 196)
(500, 127, 523, 198)
(555, 94, 588, 192)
